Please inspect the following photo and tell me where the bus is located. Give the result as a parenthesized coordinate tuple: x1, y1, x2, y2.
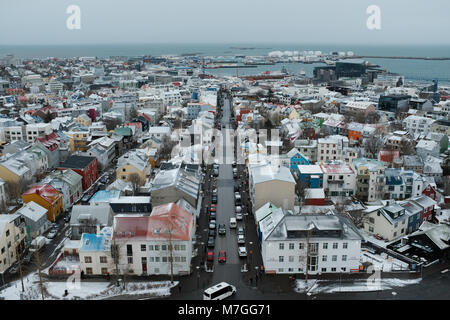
(203, 282, 236, 300)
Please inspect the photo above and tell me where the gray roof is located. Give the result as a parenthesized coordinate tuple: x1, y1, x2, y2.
(70, 205, 113, 226)
(152, 167, 200, 199)
(250, 163, 295, 184)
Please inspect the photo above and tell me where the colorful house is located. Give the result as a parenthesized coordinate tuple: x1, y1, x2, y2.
(22, 184, 63, 222)
(58, 155, 98, 191)
(287, 148, 310, 174)
(297, 165, 323, 188)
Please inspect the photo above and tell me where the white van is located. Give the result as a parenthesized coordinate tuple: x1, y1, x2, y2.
(30, 236, 46, 252)
(203, 282, 236, 300)
(229, 217, 237, 229)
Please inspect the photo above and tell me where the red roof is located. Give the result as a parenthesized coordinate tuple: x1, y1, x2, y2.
(125, 122, 142, 129)
(114, 203, 193, 241)
(36, 132, 61, 151)
(23, 184, 60, 204)
(379, 150, 400, 163)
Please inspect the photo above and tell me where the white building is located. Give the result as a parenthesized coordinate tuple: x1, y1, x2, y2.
(402, 115, 435, 136)
(320, 163, 356, 197)
(317, 135, 348, 162)
(260, 212, 363, 274)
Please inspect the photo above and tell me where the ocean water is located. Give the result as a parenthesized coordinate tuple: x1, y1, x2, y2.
(1, 43, 449, 84)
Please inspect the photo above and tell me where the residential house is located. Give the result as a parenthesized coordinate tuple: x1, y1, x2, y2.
(116, 149, 152, 187)
(363, 202, 408, 241)
(112, 202, 195, 276)
(74, 114, 92, 127)
(16, 201, 49, 242)
(260, 213, 363, 274)
(0, 214, 27, 274)
(58, 155, 98, 191)
(70, 205, 114, 240)
(22, 184, 63, 222)
(320, 163, 356, 198)
(297, 165, 323, 188)
(79, 227, 113, 276)
(249, 163, 296, 213)
(410, 195, 436, 224)
(294, 139, 318, 162)
(317, 135, 348, 162)
(45, 169, 83, 211)
(353, 158, 385, 202)
(287, 147, 310, 174)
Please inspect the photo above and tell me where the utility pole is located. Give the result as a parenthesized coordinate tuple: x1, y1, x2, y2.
(35, 249, 45, 300)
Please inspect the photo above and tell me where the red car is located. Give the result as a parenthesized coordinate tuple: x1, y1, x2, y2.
(210, 204, 216, 212)
(218, 251, 227, 263)
(207, 251, 214, 262)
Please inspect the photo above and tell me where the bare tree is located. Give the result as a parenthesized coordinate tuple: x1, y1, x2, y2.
(296, 180, 310, 205)
(128, 173, 142, 196)
(160, 135, 177, 161)
(363, 135, 384, 159)
(104, 118, 122, 131)
(400, 139, 415, 156)
(6, 178, 32, 205)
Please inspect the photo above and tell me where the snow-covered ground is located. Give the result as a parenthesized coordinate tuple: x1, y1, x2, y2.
(294, 278, 421, 294)
(0, 272, 178, 300)
(361, 250, 409, 272)
(358, 228, 395, 247)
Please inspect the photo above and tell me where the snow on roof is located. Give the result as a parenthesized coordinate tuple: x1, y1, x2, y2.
(16, 201, 47, 222)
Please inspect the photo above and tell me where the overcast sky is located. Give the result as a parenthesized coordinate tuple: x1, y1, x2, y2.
(1, 0, 449, 45)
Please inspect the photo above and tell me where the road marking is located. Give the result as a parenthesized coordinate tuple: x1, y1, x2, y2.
(441, 269, 449, 274)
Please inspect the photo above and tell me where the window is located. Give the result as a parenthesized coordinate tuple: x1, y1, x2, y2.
(141, 244, 146, 252)
(127, 244, 133, 256)
(342, 255, 347, 261)
(333, 243, 338, 249)
(100, 256, 107, 263)
(127, 257, 133, 264)
(323, 243, 328, 249)
(162, 257, 168, 262)
(84, 256, 92, 263)
(1, 247, 4, 254)
(278, 268, 284, 273)
(162, 245, 167, 251)
(342, 267, 346, 272)
(155, 257, 160, 262)
(332, 255, 337, 262)
(149, 257, 155, 262)
(279, 256, 284, 262)
(321, 268, 327, 272)
(322, 255, 327, 262)
(369, 217, 375, 224)
(5, 230, 9, 237)
(181, 257, 186, 262)
(141, 257, 147, 264)
(86, 268, 93, 275)
(154, 245, 159, 251)
(299, 243, 304, 250)
(279, 243, 284, 250)
(180, 245, 186, 251)
(154, 268, 159, 273)
(101, 268, 108, 275)
(148, 245, 154, 250)
(331, 268, 336, 272)
(289, 243, 294, 250)
(289, 256, 294, 262)
(343, 242, 348, 249)
(394, 222, 398, 228)
(175, 256, 181, 262)
(369, 226, 374, 232)
(393, 232, 397, 237)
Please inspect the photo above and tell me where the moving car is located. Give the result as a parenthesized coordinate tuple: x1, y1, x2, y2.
(209, 220, 217, 230)
(218, 251, 227, 263)
(238, 246, 247, 257)
(229, 218, 237, 229)
(237, 234, 245, 244)
(207, 251, 214, 262)
(236, 212, 243, 221)
(203, 282, 236, 300)
(218, 224, 226, 235)
(207, 237, 215, 248)
(237, 225, 244, 235)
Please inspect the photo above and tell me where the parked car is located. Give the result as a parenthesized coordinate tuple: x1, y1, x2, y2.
(213, 169, 219, 177)
(212, 188, 218, 196)
(234, 185, 239, 192)
(209, 229, 216, 238)
(210, 204, 216, 213)
(233, 172, 238, 179)
(235, 206, 242, 213)
(23, 251, 33, 264)
(236, 212, 243, 221)
(212, 195, 218, 204)
(237, 234, 245, 244)
(30, 236, 46, 252)
(238, 246, 247, 257)
(64, 214, 71, 223)
(47, 229, 57, 239)
(237, 225, 244, 235)
(209, 220, 217, 230)
(209, 211, 216, 220)
(8, 266, 18, 275)
(207, 251, 214, 261)
(207, 237, 215, 248)
(232, 161, 237, 167)
(218, 224, 226, 235)
(218, 251, 227, 263)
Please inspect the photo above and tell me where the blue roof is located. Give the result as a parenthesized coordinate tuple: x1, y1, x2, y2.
(80, 231, 111, 252)
(90, 190, 121, 203)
